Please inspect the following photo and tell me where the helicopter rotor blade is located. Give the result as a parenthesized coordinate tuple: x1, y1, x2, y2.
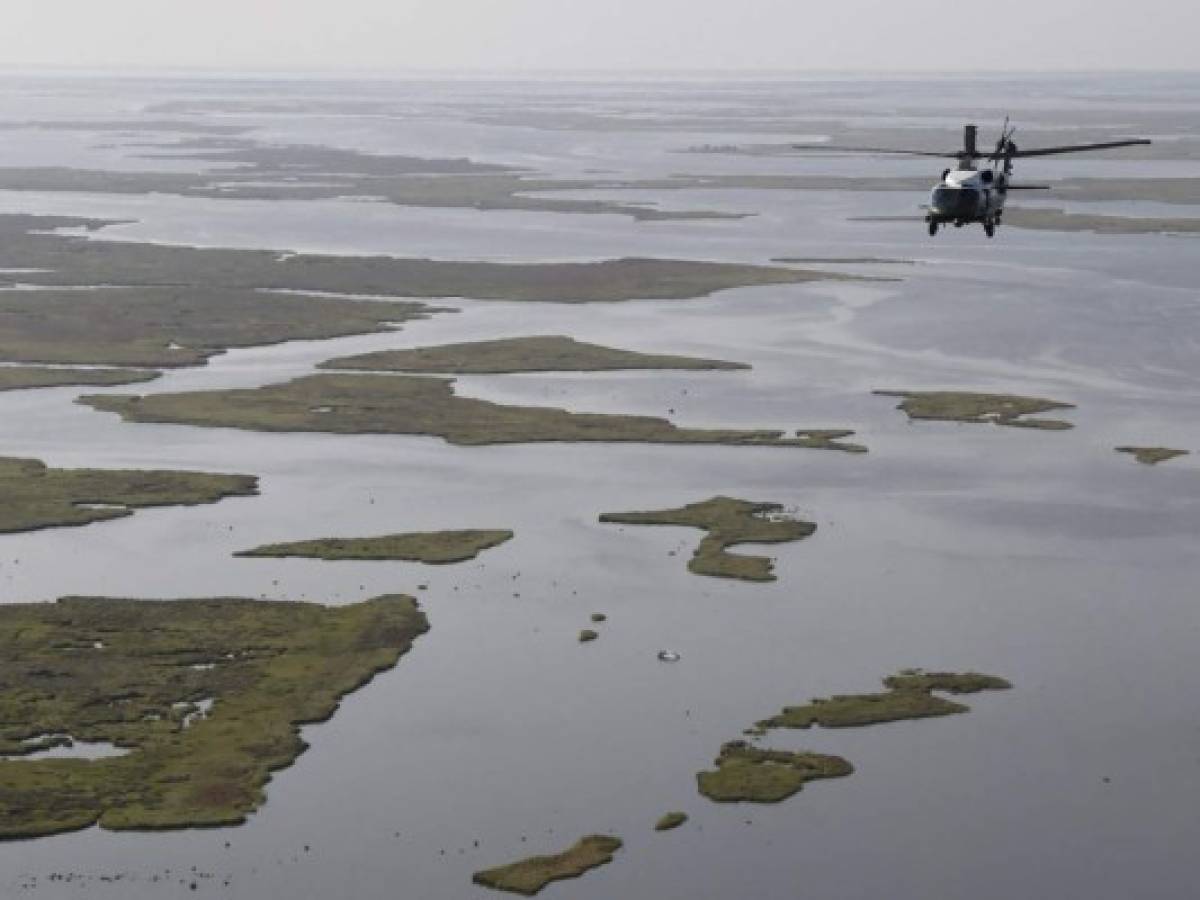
(791, 144, 973, 159)
(990, 139, 1150, 159)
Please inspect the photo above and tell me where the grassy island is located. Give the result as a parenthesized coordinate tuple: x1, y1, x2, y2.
(791, 429, 868, 452)
(654, 811, 688, 831)
(599, 496, 817, 582)
(0, 594, 428, 839)
(696, 742, 853, 803)
(874, 390, 1075, 430)
(1115, 446, 1189, 466)
(472, 834, 623, 895)
(236, 530, 513, 564)
(81, 374, 859, 451)
(756, 670, 1012, 731)
(0, 456, 257, 533)
(321, 335, 749, 374)
(0, 366, 159, 391)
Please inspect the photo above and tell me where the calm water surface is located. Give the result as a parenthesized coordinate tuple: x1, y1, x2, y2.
(0, 73, 1197, 899)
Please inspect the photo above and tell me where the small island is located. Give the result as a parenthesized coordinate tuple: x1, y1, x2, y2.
(320, 335, 750, 374)
(0, 456, 257, 534)
(599, 496, 817, 582)
(654, 811, 688, 831)
(472, 834, 623, 895)
(82, 374, 861, 451)
(696, 741, 853, 803)
(755, 670, 1012, 731)
(874, 390, 1075, 430)
(0, 594, 428, 839)
(1115, 446, 1189, 466)
(235, 530, 513, 564)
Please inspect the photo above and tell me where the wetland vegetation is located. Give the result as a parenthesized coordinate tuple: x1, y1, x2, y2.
(1115, 446, 1189, 465)
(82, 374, 859, 450)
(0, 286, 432, 368)
(236, 530, 513, 564)
(0, 456, 256, 534)
(696, 742, 853, 803)
(0, 135, 739, 221)
(0, 366, 159, 391)
(1004, 207, 1200, 235)
(599, 496, 817, 582)
(0, 216, 828, 363)
(0, 594, 428, 839)
(320, 335, 749, 374)
(755, 670, 1012, 731)
(874, 390, 1076, 430)
(654, 811, 688, 831)
(472, 834, 623, 895)
(695, 671, 1009, 809)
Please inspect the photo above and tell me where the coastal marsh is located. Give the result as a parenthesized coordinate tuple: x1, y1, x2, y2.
(472, 835, 622, 895)
(320, 335, 749, 374)
(0, 594, 428, 839)
(696, 742, 853, 803)
(874, 390, 1076, 430)
(236, 530, 514, 564)
(82, 374, 859, 450)
(599, 496, 818, 582)
(755, 671, 1012, 731)
(0, 456, 256, 533)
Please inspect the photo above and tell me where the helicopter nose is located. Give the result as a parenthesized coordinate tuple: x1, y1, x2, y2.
(930, 187, 977, 217)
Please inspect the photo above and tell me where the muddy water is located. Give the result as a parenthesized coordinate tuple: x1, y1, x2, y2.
(0, 74, 1197, 899)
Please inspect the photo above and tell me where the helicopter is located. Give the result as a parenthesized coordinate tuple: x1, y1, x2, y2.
(794, 120, 1151, 237)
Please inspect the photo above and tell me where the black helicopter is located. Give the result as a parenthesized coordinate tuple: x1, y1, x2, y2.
(795, 120, 1150, 237)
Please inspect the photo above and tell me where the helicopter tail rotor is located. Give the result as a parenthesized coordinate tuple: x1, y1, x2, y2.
(993, 117, 1018, 174)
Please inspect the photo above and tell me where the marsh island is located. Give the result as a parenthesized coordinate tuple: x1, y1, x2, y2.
(0, 366, 159, 392)
(0, 456, 257, 534)
(874, 390, 1075, 430)
(321, 335, 749, 374)
(0, 594, 428, 839)
(1115, 446, 1189, 465)
(472, 834, 623, 895)
(696, 741, 853, 803)
(755, 671, 1012, 731)
(599, 496, 817, 581)
(82, 374, 858, 450)
(236, 530, 514, 564)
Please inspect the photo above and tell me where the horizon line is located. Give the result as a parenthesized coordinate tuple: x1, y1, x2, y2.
(0, 64, 1198, 80)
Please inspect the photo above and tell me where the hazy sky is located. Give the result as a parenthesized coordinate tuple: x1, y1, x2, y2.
(4, 0, 1197, 72)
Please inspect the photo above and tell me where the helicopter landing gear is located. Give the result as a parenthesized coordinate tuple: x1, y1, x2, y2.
(984, 218, 996, 238)
(928, 220, 938, 236)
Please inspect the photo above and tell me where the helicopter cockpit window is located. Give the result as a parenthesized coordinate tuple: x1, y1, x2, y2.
(933, 187, 960, 208)
(932, 186, 979, 214)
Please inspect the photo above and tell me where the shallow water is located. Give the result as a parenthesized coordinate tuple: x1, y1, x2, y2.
(0, 73, 1197, 899)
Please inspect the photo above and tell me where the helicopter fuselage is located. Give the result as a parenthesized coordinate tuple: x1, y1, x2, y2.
(795, 121, 1150, 239)
(925, 167, 1006, 235)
